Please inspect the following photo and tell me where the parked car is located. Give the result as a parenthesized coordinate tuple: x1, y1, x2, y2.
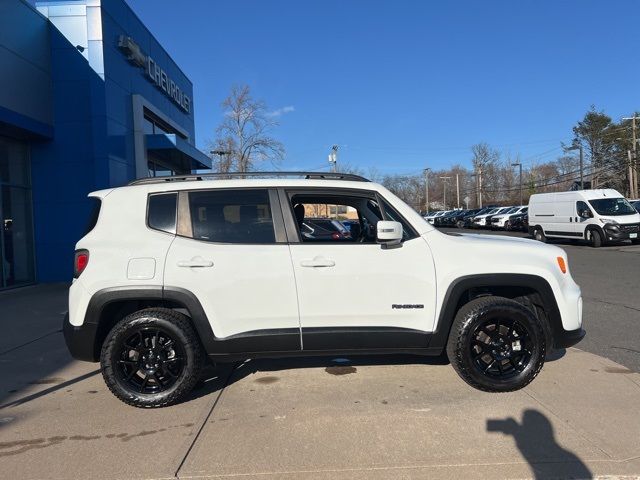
(631, 199, 640, 213)
(490, 206, 528, 230)
(64, 171, 584, 407)
(424, 210, 450, 225)
(305, 218, 351, 239)
(529, 189, 640, 247)
(433, 209, 461, 228)
(473, 207, 511, 228)
(508, 212, 528, 232)
(462, 207, 493, 228)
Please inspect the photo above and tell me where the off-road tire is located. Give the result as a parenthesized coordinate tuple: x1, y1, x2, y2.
(534, 227, 547, 243)
(587, 229, 602, 248)
(446, 296, 546, 392)
(101, 308, 204, 408)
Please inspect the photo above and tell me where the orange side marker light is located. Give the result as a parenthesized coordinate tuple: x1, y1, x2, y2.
(557, 257, 567, 274)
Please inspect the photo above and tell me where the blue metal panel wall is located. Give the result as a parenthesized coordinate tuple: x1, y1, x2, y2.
(0, 0, 53, 138)
(30, 24, 106, 282)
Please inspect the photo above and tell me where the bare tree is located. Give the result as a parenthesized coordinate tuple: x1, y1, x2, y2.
(212, 85, 285, 172)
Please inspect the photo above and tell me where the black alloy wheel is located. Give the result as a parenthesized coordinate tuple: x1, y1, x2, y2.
(469, 316, 532, 380)
(446, 296, 545, 392)
(101, 308, 204, 408)
(115, 327, 185, 394)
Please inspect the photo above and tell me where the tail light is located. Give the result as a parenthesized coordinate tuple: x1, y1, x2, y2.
(74, 250, 89, 278)
(331, 232, 341, 240)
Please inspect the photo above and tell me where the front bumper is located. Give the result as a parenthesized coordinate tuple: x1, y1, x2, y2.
(603, 223, 639, 241)
(63, 313, 99, 362)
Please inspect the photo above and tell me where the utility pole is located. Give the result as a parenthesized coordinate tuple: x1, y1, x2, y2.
(440, 176, 451, 210)
(511, 162, 523, 205)
(328, 145, 338, 173)
(455, 174, 460, 208)
(565, 144, 584, 190)
(622, 115, 639, 199)
(423, 168, 431, 214)
(478, 168, 483, 208)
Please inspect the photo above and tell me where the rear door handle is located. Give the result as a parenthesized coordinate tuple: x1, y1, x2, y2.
(177, 258, 213, 268)
(300, 256, 335, 268)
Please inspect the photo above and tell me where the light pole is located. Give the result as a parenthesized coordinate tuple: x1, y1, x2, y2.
(328, 145, 338, 172)
(511, 162, 522, 205)
(423, 168, 431, 214)
(440, 176, 451, 210)
(565, 144, 584, 189)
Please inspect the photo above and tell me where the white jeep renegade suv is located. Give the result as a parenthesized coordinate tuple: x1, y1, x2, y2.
(64, 172, 584, 408)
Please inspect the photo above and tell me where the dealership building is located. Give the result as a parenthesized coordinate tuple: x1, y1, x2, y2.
(0, 0, 210, 288)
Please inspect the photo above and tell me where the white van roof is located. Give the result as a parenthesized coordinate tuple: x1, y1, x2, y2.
(530, 189, 623, 202)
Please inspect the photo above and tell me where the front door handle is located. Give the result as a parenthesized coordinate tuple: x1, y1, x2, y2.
(300, 256, 335, 268)
(177, 257, 214, 268)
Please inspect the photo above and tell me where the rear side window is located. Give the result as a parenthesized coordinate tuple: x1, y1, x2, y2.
(188, 189, 275, 243)
(148, 193, 177, 234)
(84, 198, 101, 235)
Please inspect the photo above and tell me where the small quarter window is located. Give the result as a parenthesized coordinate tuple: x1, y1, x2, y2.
(188, 189, 275, 243)
(148, 193, 177, 234)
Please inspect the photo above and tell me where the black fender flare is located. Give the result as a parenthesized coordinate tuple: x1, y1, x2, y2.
(81, 285, 216, 359)
(427, 274, 565, 351)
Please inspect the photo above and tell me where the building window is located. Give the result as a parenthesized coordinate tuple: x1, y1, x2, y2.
(0, 136, 35, 288)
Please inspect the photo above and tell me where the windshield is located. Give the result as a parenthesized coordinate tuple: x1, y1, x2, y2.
(588, 198, 637, 216)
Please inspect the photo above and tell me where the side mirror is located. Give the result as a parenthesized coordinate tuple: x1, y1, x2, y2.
(580, 210, 592, 219)
(377, 221, 403, 249)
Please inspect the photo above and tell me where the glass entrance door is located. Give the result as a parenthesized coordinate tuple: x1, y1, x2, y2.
(0, 136, 35, 288)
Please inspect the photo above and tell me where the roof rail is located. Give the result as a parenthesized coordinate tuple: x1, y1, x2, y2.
(128, 171, 370, 186)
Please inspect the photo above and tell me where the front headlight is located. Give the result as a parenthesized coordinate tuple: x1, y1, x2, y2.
(599, 218, 618, 225)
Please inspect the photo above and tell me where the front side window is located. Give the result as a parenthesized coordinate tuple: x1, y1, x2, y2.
(290, 192, 416, 243)
(588, 198, 636, 216)
(188, 189, 275, 243)
(576, 201, 591, 218)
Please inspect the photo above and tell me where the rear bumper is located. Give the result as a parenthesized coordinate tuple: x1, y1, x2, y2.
(554, 327, 586, 349)
(63, 313, 99, 362)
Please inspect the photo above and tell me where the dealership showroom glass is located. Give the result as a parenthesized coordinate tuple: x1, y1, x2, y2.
(0, 0, 211, 289)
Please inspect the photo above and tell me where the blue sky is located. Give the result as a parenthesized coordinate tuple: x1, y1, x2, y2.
(127, 0, 638, 175)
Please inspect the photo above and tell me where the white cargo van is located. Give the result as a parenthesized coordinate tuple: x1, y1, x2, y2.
(528, 189, 640, 247)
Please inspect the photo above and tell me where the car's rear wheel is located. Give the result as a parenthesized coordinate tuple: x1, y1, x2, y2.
(534, 227, 546, 243)
(101, 308, 204, 408)
(446, 296, 545, 392)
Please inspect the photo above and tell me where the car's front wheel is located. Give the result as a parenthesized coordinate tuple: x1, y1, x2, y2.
(101, 308, 204, 408)
(446, 296, 546, 392)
